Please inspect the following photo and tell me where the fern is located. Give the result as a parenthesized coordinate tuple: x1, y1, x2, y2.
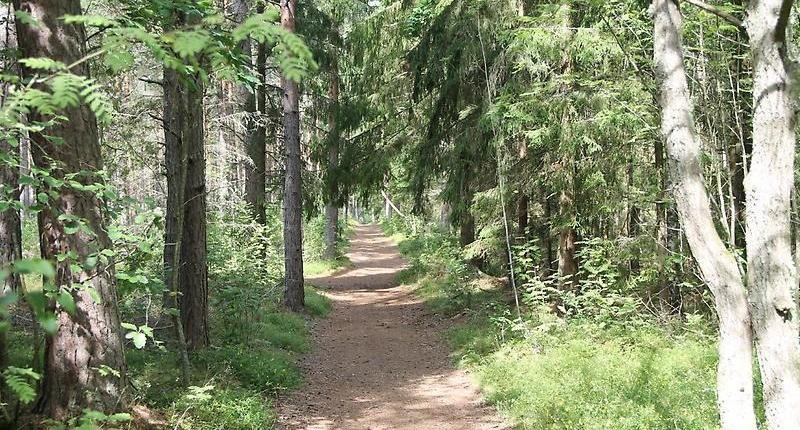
(19, 57, 65, 71)
(3, 367, 41, 405)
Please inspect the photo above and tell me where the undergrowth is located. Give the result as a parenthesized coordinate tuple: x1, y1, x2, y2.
(386, 220, 733, 430)
(6, 206, 336, 429)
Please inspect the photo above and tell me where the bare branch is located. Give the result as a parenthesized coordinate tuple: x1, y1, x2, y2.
(683, 0, 744, 29)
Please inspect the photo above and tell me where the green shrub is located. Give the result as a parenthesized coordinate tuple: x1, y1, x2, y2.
(304, 287, 332, 317)
(171, 386, 274, 430)
(194, 345, 301, 393)
(396, 229, 725, 430)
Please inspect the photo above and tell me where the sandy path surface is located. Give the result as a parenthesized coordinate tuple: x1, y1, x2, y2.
(276, 224, 508, 430)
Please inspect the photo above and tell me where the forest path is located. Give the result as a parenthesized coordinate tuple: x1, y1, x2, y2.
(276, 224, 507, 430)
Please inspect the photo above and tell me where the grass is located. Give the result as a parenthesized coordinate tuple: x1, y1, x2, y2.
(304, 256, 351, 277)
(391, 226, 726, 430)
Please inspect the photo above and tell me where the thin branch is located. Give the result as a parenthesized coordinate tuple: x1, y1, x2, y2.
(683, 0, 744, 29)
(139, 77, 163, 86)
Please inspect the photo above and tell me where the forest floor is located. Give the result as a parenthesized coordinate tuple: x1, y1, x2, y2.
(276, 224, 507, 430)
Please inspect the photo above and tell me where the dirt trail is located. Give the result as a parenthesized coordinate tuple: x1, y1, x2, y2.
(276, 224, 507, 430)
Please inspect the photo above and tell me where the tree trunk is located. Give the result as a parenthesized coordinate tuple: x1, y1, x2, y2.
(516, 194, 529, 239)
(162, 9, 208, 351)
(281, 0, 304, 312)
(0, 0, 22, 374)
(237, 0, 267, 225)
(459, 213, 475, 248)
(558, 192, 578, 291)
(744, 1, 800, 426)
(651, 1, 757, 428)
(324, 61, 340, 261)
(180, 68, 209, 350)
(14, 0, 128, 419)
(540, 188, 555, 278)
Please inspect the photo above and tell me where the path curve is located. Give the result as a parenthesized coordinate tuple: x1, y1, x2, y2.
(276, 224, 507, 430)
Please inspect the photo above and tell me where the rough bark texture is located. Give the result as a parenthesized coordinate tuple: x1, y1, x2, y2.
(14, 0, 128, 419)
(180, 69, 209, 350)
(162, 9, 209, 351)
(744, 1, 800, 426)
(281, 0, 304, 312)
(652, 1, 757, 428)
(324, 62, 340, 261)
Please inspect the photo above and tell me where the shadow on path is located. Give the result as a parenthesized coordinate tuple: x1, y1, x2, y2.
(276, 225, 507, 430)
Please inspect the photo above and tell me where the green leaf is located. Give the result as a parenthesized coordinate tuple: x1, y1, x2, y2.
(13, 258, 55, 280)
(126, 331, 147, 349)
(57, 291, 77, 315)
(39, 314, 59, 335)
(171, 30, 211, 58)
(14, 10, 39, 28)
(20, 57, 66, 71)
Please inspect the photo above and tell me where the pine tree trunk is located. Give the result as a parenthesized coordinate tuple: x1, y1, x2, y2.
(652, 1, 757, 427)
(281, 0, 304, 312)
(237, 0, 267, 225)
(180, 69, 209, 350)
(324, 61, 340, 260)
(162, 9, 208, 351)
(163, 66, 182, 311)
(744, 1, 800, 426)
(14, 0, 128, 419)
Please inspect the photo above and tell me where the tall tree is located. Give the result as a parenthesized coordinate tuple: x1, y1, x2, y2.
(324, 59, 340, 260)
(655, 0, 800, 426)
(281, 0, 304, 311)
(13, 0, 128, 418)
(237, 0, 268, 224)
(744, 0, 800, 426)
(163, 6, 209, 350)
(0, 1, 21, 374)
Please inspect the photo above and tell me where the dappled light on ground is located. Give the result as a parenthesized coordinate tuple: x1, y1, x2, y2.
(277, 224, 507, 430)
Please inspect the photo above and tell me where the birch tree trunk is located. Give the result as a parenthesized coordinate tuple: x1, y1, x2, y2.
(0, 0, 22, 374)
(281, 0, 304, 311)
(651, 1, 757, 428)
(744, 0, 800, 426)
(14, 0, 128, 418)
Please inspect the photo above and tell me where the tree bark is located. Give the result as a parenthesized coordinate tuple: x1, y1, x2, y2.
(162, 9, 208, 350)
(651, 1, 757, 428)
(180, 68, 209, 350)
(744, 1, 800, 426)
(324, 61, 340, 261)
(14, 0, 128, 419)
(281, 0, 304, 312)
